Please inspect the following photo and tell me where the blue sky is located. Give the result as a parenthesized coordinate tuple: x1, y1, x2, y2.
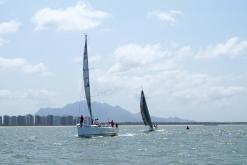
(0, 0, 247, 121)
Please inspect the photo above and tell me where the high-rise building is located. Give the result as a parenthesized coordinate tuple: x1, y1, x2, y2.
(73, 117, 79, 125)
(10, 116, 17, 126)
(66, 116, 74, 125)
(41, 116, 48, 125)
(3, 115, 10, 126)
(60, 116, 66, 125)
(35, 115, 42, 126)
(35, 115, 49, 126)
(47, 115, 54, 125)
(26, 114, 34, 126)
(17, 115, 26, 126)
(53, 116, 61, 125)
(1, 115, 78, 126)
(0, 116, 2, 126)
(60, 116, 74, 125)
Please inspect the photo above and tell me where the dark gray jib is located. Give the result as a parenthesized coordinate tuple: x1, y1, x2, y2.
(140, 90, 153, 129)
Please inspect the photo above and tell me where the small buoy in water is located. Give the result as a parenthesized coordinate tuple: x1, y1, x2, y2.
(186, 126, 190, 130)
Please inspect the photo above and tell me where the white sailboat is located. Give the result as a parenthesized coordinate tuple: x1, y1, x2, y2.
(140, 90, 156, 131)
(77, 35, 118, 137)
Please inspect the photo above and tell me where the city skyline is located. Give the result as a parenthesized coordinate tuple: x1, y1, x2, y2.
(0, 114, 78, 126)
(0, 0, 247, 121)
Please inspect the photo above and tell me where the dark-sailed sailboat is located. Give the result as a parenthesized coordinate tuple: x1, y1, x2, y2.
(140, 90, 155, 131)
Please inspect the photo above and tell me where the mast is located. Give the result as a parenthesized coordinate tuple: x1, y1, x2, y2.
(83, 35, 93, 124)
(140, 90, 153, 129)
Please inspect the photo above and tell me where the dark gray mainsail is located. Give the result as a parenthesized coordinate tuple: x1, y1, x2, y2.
(140, 90, 153, 129)
(83, 35, 93, 124)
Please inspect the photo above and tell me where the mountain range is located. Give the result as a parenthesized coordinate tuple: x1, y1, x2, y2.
(36, 101, 190, 122)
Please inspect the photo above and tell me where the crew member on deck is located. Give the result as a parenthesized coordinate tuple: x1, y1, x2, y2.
(94, 118, 99, 125)
(80, 115, 84, 127)
(110, 120, 114, 127)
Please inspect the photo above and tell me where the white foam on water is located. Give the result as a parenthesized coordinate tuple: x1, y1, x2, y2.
(119, 133, 135, 137)
(53, 142, 62, 146)
(138, 148, 147, 151)
(157, 129, 166, 132)
(25, 135, 37, 142)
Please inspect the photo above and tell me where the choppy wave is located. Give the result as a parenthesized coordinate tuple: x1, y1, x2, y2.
(0, 125, 247, 165)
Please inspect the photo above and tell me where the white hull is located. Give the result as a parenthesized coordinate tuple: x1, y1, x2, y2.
(77, 124, 118, 137)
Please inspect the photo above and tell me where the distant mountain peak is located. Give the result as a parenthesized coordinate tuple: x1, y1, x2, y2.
(36, 101, 190, 122)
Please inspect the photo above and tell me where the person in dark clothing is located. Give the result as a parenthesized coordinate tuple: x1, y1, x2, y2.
(110, 120, 114, 127)
(115, 123, 118, 128)
(80, 115, 84, 127)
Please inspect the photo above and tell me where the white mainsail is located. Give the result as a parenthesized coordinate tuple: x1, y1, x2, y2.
(83, 35, 93, 124)
(140, 90, 153, 129)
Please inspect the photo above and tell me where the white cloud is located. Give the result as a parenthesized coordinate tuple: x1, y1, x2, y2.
(90, 42, 246, 108)
(169, 75, 246, 102)
(0, 89, 55, 100)
(0, 57, 50, 75)
(0, 37, 8, 46)
(0, 89, 59, 115)
(148, 10, 182, 25)
(0, 20, 20, 34)
(196, 37, 247, 59)
(0, 20, 20, 46)
(109, 43, 185, 74)
(26, 89, 57, 100)
(0, 90, 12, 99)
(0, 89, 57, 100)
(32, 1, 110, 31)
(109, 43, 162, 73)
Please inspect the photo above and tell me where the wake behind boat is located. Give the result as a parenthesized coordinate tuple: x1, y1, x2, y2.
(77, 35, 118, 137)
(140, 90, 157, 131)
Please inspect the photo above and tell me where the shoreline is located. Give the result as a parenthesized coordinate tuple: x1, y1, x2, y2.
(1, 122, 247, 127)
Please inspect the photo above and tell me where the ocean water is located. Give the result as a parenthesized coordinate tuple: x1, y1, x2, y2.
(0, 125, 247, 165)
